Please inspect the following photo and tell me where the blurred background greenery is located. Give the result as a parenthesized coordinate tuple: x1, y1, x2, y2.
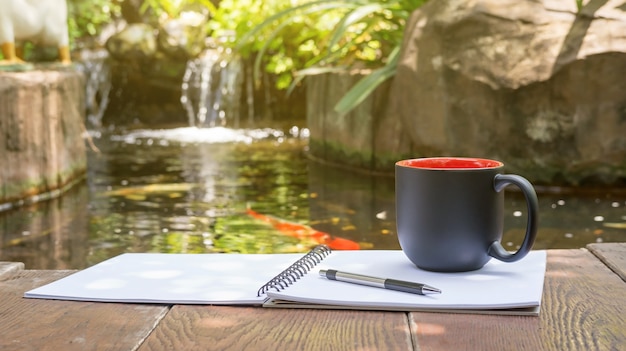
(64, 0, 427, 114)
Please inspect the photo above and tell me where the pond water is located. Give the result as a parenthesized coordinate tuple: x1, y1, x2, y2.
(1, 125, 625, 270)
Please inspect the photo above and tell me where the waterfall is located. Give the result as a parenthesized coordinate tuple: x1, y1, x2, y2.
(181, 46, 244, 128)
(75, 45, 246, 129)
(75, 49, 111, 128)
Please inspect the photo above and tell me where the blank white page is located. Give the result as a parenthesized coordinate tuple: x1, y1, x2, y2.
(267, 250, 547, 311)
(24, 252, 306, 304)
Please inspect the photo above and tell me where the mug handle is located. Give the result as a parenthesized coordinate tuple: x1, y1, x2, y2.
(487, 174, 539, 262)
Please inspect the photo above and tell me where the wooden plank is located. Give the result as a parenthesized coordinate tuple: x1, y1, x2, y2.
(0, 262, 24, 281)
(140, 305, 413, 351)
(0, 270, 169, 351)
(587, 242, 626, 282)
(410, 249, 626, 351)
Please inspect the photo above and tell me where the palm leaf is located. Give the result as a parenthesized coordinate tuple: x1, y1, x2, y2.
(237, 0, 350, 49)
(328, 3, 390, 51)
(287, 66, 350, 95)
(241, 1, 351, 86)
(334, 46, 400, 115)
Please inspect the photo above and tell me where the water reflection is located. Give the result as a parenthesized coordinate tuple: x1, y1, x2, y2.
(502, 194, 626, 250)
(0, 184, 90, 269)
(0, 126, 624, 269)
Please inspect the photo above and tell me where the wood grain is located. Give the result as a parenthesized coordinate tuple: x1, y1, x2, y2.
(410, 249, 626, 351)
(0, 262, 24, 281)
(0, 270, 169, 351)
(140, 305, 413, 351)
(587, 242, 626, 282)
(2, 247, 625, 351)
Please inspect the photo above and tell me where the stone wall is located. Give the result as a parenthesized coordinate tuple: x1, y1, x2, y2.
(387, 0, 626, 186)
(0, 70, 86, 207)
(307, 0, 626, 186)
(306, 72, 410, 173)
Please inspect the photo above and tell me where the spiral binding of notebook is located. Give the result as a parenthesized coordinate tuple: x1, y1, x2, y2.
(257, 245, 332, 296)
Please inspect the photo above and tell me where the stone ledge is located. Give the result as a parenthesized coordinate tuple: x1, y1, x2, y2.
(0, 69, 86, 205)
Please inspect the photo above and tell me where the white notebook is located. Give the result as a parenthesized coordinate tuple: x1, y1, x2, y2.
(24, 246, 547, 316)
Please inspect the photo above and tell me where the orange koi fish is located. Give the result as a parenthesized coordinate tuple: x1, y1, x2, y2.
(246, 208, 360, 250)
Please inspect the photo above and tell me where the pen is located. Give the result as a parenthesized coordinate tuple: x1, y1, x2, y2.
(319, 269, 441, 296)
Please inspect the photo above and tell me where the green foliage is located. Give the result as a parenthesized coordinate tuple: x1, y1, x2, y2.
(209, 0, 427, 114)
(575, 0, 584, 12)
(139, 0, 217, 19)
(64, 0, 426, 114)
(67, 0, 121, 47)
(67, 0, 215, 47)
(207, 0, 311, 89)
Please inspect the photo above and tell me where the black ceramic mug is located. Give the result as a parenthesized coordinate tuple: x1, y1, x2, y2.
(395, 157, 538, 272)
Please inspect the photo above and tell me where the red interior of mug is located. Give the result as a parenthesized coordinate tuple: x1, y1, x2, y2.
(397, 157, 503, 169)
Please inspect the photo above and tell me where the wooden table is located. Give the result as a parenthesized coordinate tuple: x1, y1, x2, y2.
(1, 243, 624, 351)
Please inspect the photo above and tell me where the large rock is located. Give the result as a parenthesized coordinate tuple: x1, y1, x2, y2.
(105, 23, 158, 61)
(0, 70, 86, 206)
(103, 15, 209, 125)
(388, 0, 626, 185)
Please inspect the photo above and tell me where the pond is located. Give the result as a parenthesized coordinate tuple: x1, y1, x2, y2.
(0, 124, 625, 269)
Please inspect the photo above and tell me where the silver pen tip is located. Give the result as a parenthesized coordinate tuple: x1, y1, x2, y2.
(422, 285, 442, 294)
